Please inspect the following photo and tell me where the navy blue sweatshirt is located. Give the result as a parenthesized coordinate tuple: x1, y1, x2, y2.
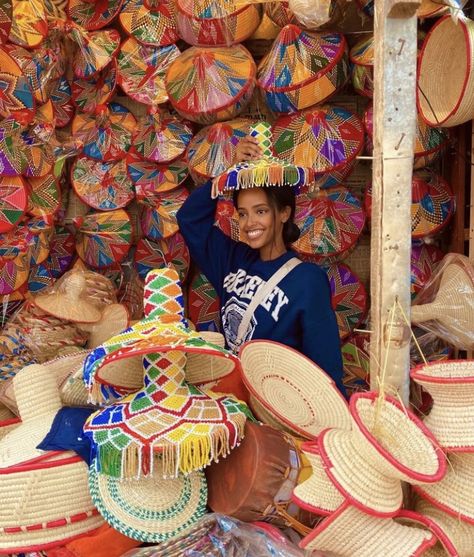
(177, 181, 346, 395)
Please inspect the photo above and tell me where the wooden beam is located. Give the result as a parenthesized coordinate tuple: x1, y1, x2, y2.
(369, 0, 420, 403)
(470, 122, 474, 261)
(447, 124, 467, 255)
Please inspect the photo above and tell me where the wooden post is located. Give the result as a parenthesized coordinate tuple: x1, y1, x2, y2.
(370, 0, 420, 403)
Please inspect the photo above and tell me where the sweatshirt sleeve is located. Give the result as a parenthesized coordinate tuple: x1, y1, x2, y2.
(301, 269, 347, 398)
(176, 181, 240, 295)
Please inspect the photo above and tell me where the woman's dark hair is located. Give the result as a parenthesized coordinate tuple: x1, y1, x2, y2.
(233, 186, 301, 246)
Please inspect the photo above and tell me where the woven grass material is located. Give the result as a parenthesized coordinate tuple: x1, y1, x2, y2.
(71, 262, 119, 310)
(411, 259, 474, 350)
(411, 360, 474, 451)
(0, 404, 15, 421)
(89, 459, 207, 542)
(300, 503, 436, 556)
(319, 392, 447, 516)
(184, 332, 233, 384)
(414, 453, 474, 525)
(292, 440, 344, 515)
(239, 339, 351, 440)
(80, 303, 130, 349)
(418, 16, 474, 127)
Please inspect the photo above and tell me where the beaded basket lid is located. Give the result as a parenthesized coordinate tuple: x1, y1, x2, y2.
(186, 118, 254, 184)
(365, 171, 455, 239)
(0, 48, 35, 125)
(8, 0, 48, 48)
(50, 76, 75, 128)
(71, 156, 135, 211)
(72, 102, 136, 162)
(411, 241, 445, 300)
(140, 186, 189, 241)
(0, 176, 28, 234)
(75, 209, 133, 269)
(117, 38, 180, 107)
(132, 112, 193, 163)
(293, 187, 366, 261)
(72, 59, 117, 114)
(134, 234, 190, 283)
(127, 151, 188, 200)
(67, 0, 124, 30)
(119, 0, 179, 46)
(26, 173, 61, 219)
(176, 0, 262, 47)
(272, 106, 364, 189)
(257, 25, 349, 113)
(165, 45, 256, 125)
(0, 0, 12, 44)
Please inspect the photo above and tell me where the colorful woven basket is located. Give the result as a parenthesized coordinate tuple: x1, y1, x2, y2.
(257, 25, 349, 113)
(363, 104, 449, 170)
(176, 0, 262, 46)
(45, 226, 75, 279)
(117, 38, 180, 107)
(119, 0, 179, 46)
(350, 34, 374, 98)
(0, 0, 12, 43)
(133, 112, 193, 163)
(0, 248, 30, 296)
(272, 106, 364, 189)
(214, 198, 240, 242)
(72, 60, 117, 114)
(127, 152, 188, 200)
(365, 171, 455, 239)
(72, 102, 136, 162)
(50, 76, 75, 128)
(70, 26, 121, 79)
(133, 234, 190, 283)
(187, 271, 221, 332)
(293, 187, 366, 261)
(341, 332, 370, 397)
(71, 156, 135, 211)
(24, 218, 54, 266)
(186, 118, 254, 185)
(0, 48, 35, 125)
(75, 209, 133, 269)
(0, 176, 28, 234)
(8, 0, 48, 48)
(411, 241, 444, 300)
(140, 186, 189, 241)
(418, 0, 467, 18)
(28, 263, 54, 293)
(0, 118, 28, 176)
(67, 0, 124, 30)
(165, 44, 256, 125)
(265, 0, 345, 29)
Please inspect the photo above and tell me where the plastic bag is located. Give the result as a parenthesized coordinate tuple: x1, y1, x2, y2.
(121, 514, 311, 557)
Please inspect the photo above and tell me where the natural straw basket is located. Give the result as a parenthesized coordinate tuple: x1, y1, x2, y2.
(299, 502, 436, 556)
(239, 340, 352, 440)
(319, 392, 447, 516)
(292, 439, 344, 515)
(411, 360, 474, 451)
(417, 16, 474, 127)
(414, 453, 474, 525)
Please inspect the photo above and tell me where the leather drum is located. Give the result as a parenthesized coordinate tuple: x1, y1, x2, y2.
(205, 421, 317, 531)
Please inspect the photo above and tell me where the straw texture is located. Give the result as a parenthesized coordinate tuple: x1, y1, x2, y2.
(82, 304, 129, 349)
(411, 360, 474, 451)
(89, 463, 208, 542)
(300, 503, 436, 556)
(418, 16, 474, 127)
(239, 340, 351, 440)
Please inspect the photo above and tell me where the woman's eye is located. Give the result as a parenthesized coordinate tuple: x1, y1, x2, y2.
(257, 209, 266, 215)
(238, 212, 245, 219)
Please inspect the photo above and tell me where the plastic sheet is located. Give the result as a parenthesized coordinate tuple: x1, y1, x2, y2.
(288, 0, 346, 29)
(121, 514, 313, 557)
(411, 253, 474, 350)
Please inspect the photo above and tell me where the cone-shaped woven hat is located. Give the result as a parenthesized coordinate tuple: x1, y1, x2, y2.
(83, 267, 249, 478)
(119, 0, 179, 46)
(257, 25, 349, 113)
(319, 392, 447, 516)
(411, 254, 474, 350)
(176, 0, 262, 46)
(165, 44, 256, 125)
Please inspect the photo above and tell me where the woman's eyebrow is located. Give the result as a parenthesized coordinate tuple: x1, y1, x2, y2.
(237, 203, 269, 210)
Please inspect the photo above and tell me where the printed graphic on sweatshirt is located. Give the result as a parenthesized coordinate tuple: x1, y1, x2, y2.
(221, 297, 257, 352)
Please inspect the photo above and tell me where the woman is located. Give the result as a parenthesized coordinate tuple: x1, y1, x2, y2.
(177, 135, 346, 395)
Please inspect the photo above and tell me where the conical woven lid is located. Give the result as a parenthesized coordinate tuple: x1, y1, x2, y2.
(0, 49, 35, 125)
(70, 26, 121, 79)
(72, 59, 117, 113)
(0, 176, 28, 233)
(140, 187, 188, 241)
(134, 235, 190, 283)
(0, 0, 12, 43)
(51, 76, 75, 128)
(8, 0, 47, 48)
(67, 0, 123, 30)
(119, 0, 179, 46)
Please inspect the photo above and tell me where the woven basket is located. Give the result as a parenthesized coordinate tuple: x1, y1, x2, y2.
(418, 16, 474, 127)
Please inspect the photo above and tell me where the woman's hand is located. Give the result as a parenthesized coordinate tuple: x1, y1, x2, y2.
(233, 135, 263, 164)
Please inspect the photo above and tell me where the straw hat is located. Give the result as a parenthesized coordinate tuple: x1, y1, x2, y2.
(411, 360, 474, 451)
(83, 268, 248, 478)
(319, 392, 447, 516)
(292, 440, 344, 515)
(417, 16, 474, 128)
(239, 339, 352, 440)
(257, 25, 349, 113)
(165, 45, 256, 126)
(411, 255, 474, 350)
(81, 304, 130, 349)
(33, 271, 102, 323)
(299, 502, 436, 556)
(89, 461, 207, 543)
(119, 0, 179, 46)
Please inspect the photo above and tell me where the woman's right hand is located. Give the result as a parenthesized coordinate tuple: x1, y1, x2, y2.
(233, 135, 263, 164)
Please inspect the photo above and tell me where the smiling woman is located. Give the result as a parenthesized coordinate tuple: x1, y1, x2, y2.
(177, 130, 346, 396)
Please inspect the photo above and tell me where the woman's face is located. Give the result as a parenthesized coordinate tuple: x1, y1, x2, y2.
(236, 188, 290, 260)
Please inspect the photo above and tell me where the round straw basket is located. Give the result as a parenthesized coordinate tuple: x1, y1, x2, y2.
(411, 360, 474, 451)
(239, 340, 351, 440)
(418, 16, 474, 127)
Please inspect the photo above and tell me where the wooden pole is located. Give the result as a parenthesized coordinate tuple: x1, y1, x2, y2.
(369, 0, 420, 403)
